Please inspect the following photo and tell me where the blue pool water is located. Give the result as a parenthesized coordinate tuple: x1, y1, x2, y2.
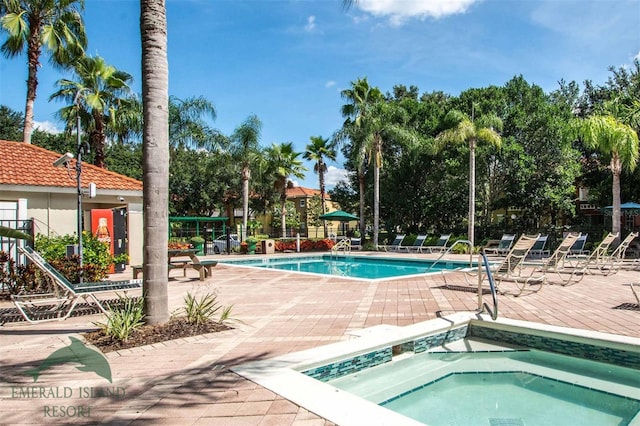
(329, 348, 640, 425)
(219, 255, 471, 280)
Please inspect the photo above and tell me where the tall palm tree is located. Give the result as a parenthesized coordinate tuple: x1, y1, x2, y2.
(339, 77, 383, 234)
(356, 100, 420, 247)
(230, 115, 262, 240)
(50, 55, 133, 168)
(574, 114, 639, 240)
(141, 0, 169, 325)
(264, 142, 307, 238)
(168, 95, 221, 149)
(304, 135, 336, 238)
(0, 0, 86, 144)
(436, 107, 502, 246)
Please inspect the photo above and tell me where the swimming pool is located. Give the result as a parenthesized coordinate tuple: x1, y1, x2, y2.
(219, 254, 473, 280)
(232, 313, 640, 426)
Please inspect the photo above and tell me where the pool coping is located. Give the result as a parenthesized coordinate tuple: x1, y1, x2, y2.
(231, 312, 640, 426)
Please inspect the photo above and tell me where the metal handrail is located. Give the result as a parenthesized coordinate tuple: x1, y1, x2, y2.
(331, 238, 351, 256)
(478, 250, 498, 320)
(428, 239, 474, 270)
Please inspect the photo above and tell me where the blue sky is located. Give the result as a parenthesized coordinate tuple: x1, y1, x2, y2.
(1, 0, 639, 189)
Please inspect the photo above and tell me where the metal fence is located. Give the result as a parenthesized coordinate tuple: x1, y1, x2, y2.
(0, 218, 34, 264)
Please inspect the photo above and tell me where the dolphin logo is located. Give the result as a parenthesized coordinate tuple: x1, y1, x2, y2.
(24, 337, 112, 383)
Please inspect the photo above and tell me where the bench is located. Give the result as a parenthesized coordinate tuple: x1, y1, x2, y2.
(191, 260, 218, 281)
(131, 261, 190, 279)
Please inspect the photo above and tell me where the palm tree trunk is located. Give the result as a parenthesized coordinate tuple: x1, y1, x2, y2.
(319, 162, 328, 238)
(468, 140, 476, 247)
(23, 36, 41, 144)
(611, 157, 622, 244)
(280, 198, 287, 238)
(373, 140, 381, 248)
(359, 171, 365, 238)
(241, 166, 250, 240)
(141, 0, 169, 325)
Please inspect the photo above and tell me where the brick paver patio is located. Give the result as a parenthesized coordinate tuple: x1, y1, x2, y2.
(1, 252, 639, 425)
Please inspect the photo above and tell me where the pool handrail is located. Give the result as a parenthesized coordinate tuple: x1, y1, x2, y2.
(428, 239, 474, 270)
(478, 250, 498, 320)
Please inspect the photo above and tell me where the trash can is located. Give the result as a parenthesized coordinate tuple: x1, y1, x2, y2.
(262, 239, 275, 254)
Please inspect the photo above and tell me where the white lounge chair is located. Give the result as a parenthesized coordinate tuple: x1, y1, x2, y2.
(484, 234, 516, 256)
(12, 246, 142, 323)
(399, 235, 427, 253)
(423, 234, 451, 254)
(379, 234, 405, 252)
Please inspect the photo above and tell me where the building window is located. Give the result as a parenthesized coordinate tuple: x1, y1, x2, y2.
(300, 199, 305, 208)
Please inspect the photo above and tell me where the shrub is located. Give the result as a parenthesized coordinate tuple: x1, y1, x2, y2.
(95, 295, 145, 341)
(182, 291, 234, 325)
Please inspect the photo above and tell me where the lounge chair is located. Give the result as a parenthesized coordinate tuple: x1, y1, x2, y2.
(350, 237, 362, 251)
(528, 232, 584, 286)
(423, 234, 451, 254)
(630, 283, 640, 306)
(379, 234, 405, 252)
(12, 246, 142, 323)
(399, 235, 427, 253)
(609, 232, 639, 272)
(566, 232, 618, 274)
(568, 233, 588, 255)
(484, 234, 516, 256)
(527, 235, 549, 259)
(454, 234, 541, 296)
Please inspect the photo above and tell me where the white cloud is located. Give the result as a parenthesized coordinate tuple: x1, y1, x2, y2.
(324, 166, 349, 187)
(325, 80, 336, 88)
(305, 15, 316, 32)
(34, 120, 62, 134)
(289, 179, 300, 187)
(356, 0, 479, 26)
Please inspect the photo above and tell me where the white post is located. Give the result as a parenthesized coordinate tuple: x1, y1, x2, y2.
(296, 233, 300, 252)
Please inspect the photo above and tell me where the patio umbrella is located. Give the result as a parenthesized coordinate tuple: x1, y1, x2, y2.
(319, 210, 359, 237)
(603, 202, 640, 216)
(318, 210, 359, 221)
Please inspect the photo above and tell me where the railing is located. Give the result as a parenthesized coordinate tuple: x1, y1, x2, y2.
(331, 238, 351, 256)
(477, 250, 498, 320)
(428, 239, 474, 270)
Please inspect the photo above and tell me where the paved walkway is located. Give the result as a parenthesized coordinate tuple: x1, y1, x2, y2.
(1, 252, 639, 425)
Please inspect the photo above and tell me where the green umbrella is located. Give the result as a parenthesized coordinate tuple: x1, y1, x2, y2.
(319, 210, 359, 221)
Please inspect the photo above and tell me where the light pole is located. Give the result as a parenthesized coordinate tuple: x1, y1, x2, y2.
(74, 89, 86, 283)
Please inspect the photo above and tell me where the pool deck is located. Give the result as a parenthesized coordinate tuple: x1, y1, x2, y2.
(1, 251, 639, 425)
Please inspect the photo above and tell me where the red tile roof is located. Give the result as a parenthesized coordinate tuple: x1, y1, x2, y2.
(0, 140, 143, 191)
(286, 186, 321, 198)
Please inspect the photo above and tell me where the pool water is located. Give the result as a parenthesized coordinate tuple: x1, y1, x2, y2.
(329, 348, 640, 426)
(219, 255, 471, 280)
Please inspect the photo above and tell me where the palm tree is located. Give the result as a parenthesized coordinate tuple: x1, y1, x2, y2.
(356, 100, 420, 247)
(436, 107, 502, 246)
(50, 55, 133, 168)
(264, 142, 307, 238)
(168, 95, 221, 149)
(141, 0, 169, 325)
(0, 0, 86, 144)
(339, 77, 383, 235)
(304, 136, 336, 238)
(230, 115, 262, 240)
(574, 114, 639, 240)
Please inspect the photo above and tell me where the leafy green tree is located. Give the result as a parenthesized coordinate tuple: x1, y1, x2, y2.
(0, 105, 23, 141)
(50, 55, 133, 168)
(306, 195, 324, 238)
(105, 141, 143, 180)
(271, 201, 301, 237)
(304, 135, 336, 237)
(141, 0, 169, 325)
(0, 0, 86, 144)
(436, 106, 502, 245)
(263, 142, 307, 238)
(573, 114, 639, 240)
(230, 115, 262, 240)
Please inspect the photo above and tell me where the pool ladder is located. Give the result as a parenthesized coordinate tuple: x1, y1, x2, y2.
(331, 238, 351, 256)
(429, 240, 498, 320)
